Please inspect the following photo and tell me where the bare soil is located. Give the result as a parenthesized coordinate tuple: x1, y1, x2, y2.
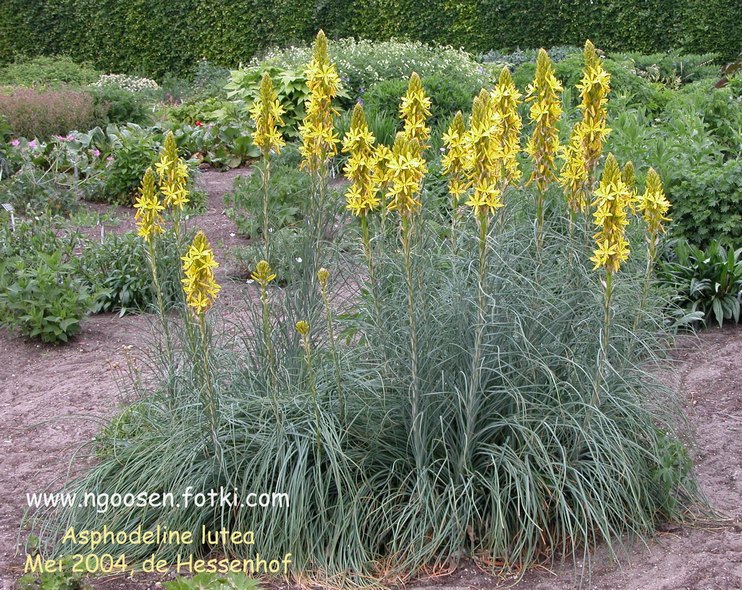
(1, 169, 740, 590)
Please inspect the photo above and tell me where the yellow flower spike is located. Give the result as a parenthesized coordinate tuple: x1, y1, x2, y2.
(386, 132, 427, 218)
(400, 72, 432, 152)
(576, 40, 611, 178)
(299, 30, 341, 175)
(181, 231, 220, 315)
(134, 168, 165, 242)
(639, 167, 671, 237)
(252, 259, 277, 288)
(441, 111, 470, 200)
(525, 49, 563, 192)
(250, 72, 285, 156)
(558, 130, 591, 213)
(463, 90, 505, 218)
(155, 132, 190, 211)
(590, 154, 632, 273)
(317, 267, 329, 288)
(342, 103, 380, 217)
(491, 67, 523, 186)
(622, 160, 639, 213)
(295, 320, 310, 337)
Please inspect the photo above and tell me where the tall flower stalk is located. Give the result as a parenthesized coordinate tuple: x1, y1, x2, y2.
(295, 319, 321, 456)
(252, 260, 278, 391)
(318, 268, 344, 424)
(441, 111, 469, 251)
(250, 72, 285, 257)
(526, 49, 562, 251)
(559, 40, 611, 232)
(342, 103, 379, 272)
(459, 89, 505, 476)
(155, 132, 190, 245)
(299, 30, 341, 279)
(633, 168, 671, 335)
(387, 130, 427, 471)
(134, 167, 174, 366)
(400, 72, 431, 154)
(181, 231, 222, 461)
(590, 154, 631, 402)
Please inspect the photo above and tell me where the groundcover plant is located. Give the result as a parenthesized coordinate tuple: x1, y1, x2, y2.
(30, 34, 695, 586)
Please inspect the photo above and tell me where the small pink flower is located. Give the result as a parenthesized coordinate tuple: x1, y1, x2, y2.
(10, 139, 20, 147)
(28, 140, 38, 149)
(92, 148, 101, 157)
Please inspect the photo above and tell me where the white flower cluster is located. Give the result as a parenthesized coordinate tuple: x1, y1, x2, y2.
(91, 74, 160, 93)
(249, 38, 490, 93)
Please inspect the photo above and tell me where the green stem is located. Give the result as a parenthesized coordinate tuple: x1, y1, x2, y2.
(262, 153, 271, 259)
(402, 215, 424, 471)
(198, 313, 221, 464)
(321, 285, 344, 425)
(146, 238, 174, 372)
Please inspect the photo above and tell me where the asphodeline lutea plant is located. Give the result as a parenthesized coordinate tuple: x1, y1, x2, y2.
(463, 89, 504, 221)
(491, 66, 522, 187)
(155, 132, 189, 211)
(252, 260, 278, 389)
(590, 154, 631, 275)
(525, 49, 562, 246)
(343, 103, 379, 218)
(399, 72, 431, 153)
(589, 153, 632, 405)
(638, 167, 671, 263)
(134, 168, 165, 243)
(181, 230, 221, 315)
(250, 72, 285, 157)
(181, 230, 221, 460)
(342, 103, 380, 270)
(441, 111, 469, 250)
(299, 30, 341, 177)
(250, 71, 285, 253)
(386, 132, 427, 220)
(633, 167, 671, 336)
(575, 40, 611, 181)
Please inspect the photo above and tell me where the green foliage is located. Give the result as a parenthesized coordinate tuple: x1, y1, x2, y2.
(0, 222, 95, 343)
(0, 1, 738, 79)
(256, 38, 489, 106)
(226, 64, 311, 139)
(0, 55, 99, 87)
(100, 127, 158, 205)
(224, 165, 312, 238)
(0, 164, 79, 216)
(164, 573, 259, 590)
(18, 555, 87, 590)
(661, 239, 742, 328)
(363, 74, 477, 127)
(230, 227, 305, 285)
(86, 85, 152, 126)
(79, 231, 184, 315)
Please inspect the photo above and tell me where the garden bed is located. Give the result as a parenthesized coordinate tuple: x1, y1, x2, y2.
(1, 172, 740, 590)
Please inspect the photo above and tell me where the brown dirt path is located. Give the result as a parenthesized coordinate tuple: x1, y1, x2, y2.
(1, 169, 740, 590)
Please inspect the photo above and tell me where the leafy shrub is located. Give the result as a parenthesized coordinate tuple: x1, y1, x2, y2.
(80, 231, 184, 315)
(226, 64, 311, 138)
(253, 38, 490, 106)
(190, 59, 231, 100)
(611, 50, 720, 88)
(225, 165, 312, 238)
(478, 45, 580, 68)
(363, 74, 477, 126)
(0, 163, 79, 215)
(0, 55, 99, 87)
(0, 222, 94, 343)
(86, 85, 152, 126)
(661, 239, 742, 327)
(99, 124, 160, 205)
(0, 87, 103, 139)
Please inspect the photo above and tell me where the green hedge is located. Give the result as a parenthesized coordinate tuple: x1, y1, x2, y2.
(0, 1, 739, 77)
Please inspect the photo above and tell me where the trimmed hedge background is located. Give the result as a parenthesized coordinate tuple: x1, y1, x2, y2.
(0, 0, 739, 77)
